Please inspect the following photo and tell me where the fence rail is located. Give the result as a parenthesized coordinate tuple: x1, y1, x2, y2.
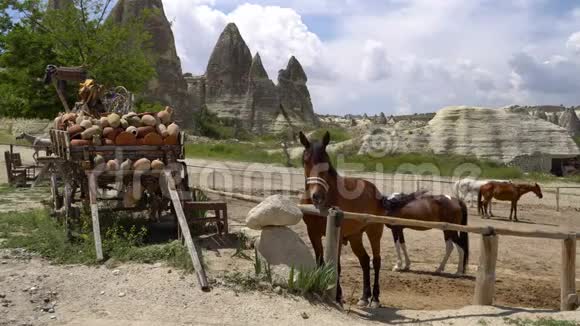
(203, 187, 579, 311)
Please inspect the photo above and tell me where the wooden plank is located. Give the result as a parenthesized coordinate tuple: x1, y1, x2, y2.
(560, 237, 578, 311)
(324, 208, 342, 301)
(164, 170, 210, 292)
(473, 234, 498, 305)
(88, 173, 104, 261)
(183, 202, 227, 211)
(203, 189, 580, 240)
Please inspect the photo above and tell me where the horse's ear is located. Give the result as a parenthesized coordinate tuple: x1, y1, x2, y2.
(298, 131, 310, 148)
(322, 131, 330, 147)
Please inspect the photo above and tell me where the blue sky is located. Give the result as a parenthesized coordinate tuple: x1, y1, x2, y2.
(161, 0, 580, 115)
(13, 1, 579, 115)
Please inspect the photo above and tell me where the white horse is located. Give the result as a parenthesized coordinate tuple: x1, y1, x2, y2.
(15, 132, 52, 161)
(453, 178, 511, 208)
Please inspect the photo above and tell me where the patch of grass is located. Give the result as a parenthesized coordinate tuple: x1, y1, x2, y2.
(291, 264, 337, 297)
(503, 317, 579, 326)
(331, 150, 524, 180)
(185, 142, 288, 164)
(0, 210, 195, 271)
(310, 127, 352, 143)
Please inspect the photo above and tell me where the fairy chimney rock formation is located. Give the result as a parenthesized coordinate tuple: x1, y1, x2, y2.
(186, 23, 319, 133)
(204, 23, 253, 121)
(559, 107, 580, 137)
(109, 0, 191, 126)
(246, 53, 282, 133)
(276, 56, 319, 128)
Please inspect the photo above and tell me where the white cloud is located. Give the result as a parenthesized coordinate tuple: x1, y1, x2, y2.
(566, 31, 580, 54)
(162, 0, 580, 115)
(163, 1, 323, 80)
(359, 40, 390, 81)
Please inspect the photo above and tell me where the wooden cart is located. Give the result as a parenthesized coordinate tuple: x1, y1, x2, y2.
(42, 129, 211, 291)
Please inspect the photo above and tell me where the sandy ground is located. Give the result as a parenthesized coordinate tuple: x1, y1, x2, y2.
(1, 148, 579, 324)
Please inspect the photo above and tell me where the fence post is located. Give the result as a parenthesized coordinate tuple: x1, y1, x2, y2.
(324, 208, 343, 301)
(474, 233, 498, 306)
(556, 188, 560, 212)
(560, 236, 578, 311)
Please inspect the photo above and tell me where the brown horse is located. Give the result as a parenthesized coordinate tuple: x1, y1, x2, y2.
(299, 131, 470, 306)
(299, 131, 386, 308)
(384, 192, 470, 274)
(478, 182, 543, 221)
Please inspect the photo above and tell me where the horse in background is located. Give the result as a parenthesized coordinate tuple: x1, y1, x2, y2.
(453, 177, 511, 208)
(15, 132, 52, 161)
(478, 182, 543, 222)
(384, 192, 470, 275)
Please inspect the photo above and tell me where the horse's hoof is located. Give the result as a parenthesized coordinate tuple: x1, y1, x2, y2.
(392, 265, 401, 272)
(369, 301, 381, 309)
(435, 268, 443, 274)
(357, 299, 369, 307)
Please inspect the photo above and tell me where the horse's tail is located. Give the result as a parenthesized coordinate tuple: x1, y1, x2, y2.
(458, 199, 469, 272)
(477, 188, 483, 215)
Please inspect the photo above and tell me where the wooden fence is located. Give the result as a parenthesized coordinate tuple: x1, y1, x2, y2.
(203, 188, 579, 311)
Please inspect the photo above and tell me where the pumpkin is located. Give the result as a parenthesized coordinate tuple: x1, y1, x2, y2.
(70, 139, 92, 146)
(143, 132, 163, 145)
(157, 106, 173, 125)
(80, 119, 92, 129)
(151, 159, 165, 170)
(120, 159, 133, 170)
(81, 126, 102, 140)
(106, 160, 120, 171)
(163, 134, 178, 145)
(67, 125, 84, 135)
(141, 114, 157, 127)
(133, 158, 151, 171)
(167, 123, 180, 137)
(115, 132, 137, 145)
(107, 113, 121, 128)
(137, 126, 155, 138)
(156, 124, 169, 138)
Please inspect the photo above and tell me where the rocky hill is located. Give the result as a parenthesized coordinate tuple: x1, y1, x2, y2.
(186, 23, 319, 134)
(108, 0, 191, 126)
(359, 106, 580, 171)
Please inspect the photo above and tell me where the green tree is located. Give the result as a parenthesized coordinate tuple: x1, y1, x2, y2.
(0, 0, 155, 118)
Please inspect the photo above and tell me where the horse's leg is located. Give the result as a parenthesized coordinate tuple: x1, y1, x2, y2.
(305, 218, 324, 266)
(399, 230, 411, 271)
(349, 233, 371, 307)
(489, 199, 494, 217)
(391, 227, 403, 271)
(436, 231, 454, 273)
(336, 243, 343, 305)
(366, 225, 383, 308)
(450, 232, 466, 274)
(513, 200, 519, 222)
(508, 201, 514, 221)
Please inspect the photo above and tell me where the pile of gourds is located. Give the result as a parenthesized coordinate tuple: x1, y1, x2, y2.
(53, 106, 180, 147)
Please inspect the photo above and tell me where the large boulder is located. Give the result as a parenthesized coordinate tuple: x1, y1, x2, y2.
(256, 226, 316, 281)
(245, 195, 302, 230)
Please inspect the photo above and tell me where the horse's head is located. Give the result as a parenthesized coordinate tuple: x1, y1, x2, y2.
(299, 131, 334, 208)
(533, 183, 543, 199)
(15, 133, 25, 140)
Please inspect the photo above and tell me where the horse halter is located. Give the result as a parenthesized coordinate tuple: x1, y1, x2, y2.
(306, 177, 330, 192)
